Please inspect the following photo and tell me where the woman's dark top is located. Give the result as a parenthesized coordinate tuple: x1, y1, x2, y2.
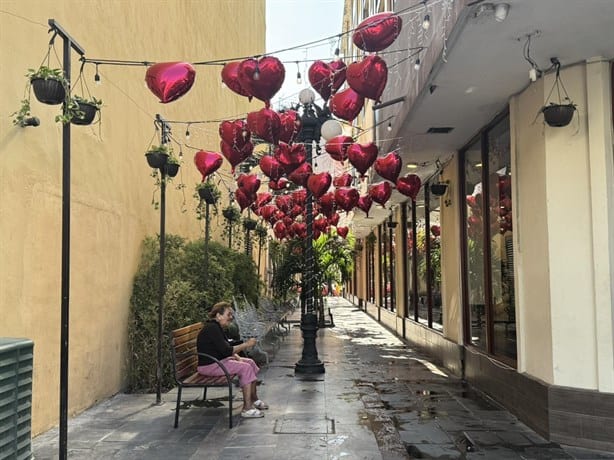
(197, 320, 233, 365)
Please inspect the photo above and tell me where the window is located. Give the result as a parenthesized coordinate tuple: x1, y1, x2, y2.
(461, 113, 516, 362)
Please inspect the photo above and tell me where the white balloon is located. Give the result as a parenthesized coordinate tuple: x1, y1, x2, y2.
(298, 88, 315, 105)
(321, 119, 343, 141)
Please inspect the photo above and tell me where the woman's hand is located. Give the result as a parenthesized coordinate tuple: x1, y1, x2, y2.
(246, 338, 257, 348)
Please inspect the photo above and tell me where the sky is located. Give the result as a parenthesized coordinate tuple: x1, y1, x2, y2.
(266, 0, 345, 109)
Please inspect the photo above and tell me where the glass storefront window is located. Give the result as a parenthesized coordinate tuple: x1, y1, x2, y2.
(429, 199, 443, 331)
(415, 188, 428, 324)
(461, 112, 516, 363)
(465, 140, 487, 350)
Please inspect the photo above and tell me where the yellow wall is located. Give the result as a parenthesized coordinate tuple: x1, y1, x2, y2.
(0, 0, 265, 434)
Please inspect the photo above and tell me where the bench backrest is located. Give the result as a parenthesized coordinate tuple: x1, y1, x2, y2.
(171, 322, 204, 382)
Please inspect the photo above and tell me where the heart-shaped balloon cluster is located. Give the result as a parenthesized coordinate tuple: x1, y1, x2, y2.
(145, 62, 196, 103)
(330, 88, 365, 122)
(374, 151, 402, 182)
(247, 108, 281, 144)
(396, 174, 422, 200)
(221, 61, 252, 99)
(348, 142, 378, 177)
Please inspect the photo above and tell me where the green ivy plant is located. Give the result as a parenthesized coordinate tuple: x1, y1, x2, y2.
(11, 98, 32, 126)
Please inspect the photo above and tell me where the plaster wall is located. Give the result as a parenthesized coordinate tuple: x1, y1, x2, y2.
(510, 77, 553, 383)
(0, 0, 265, 434)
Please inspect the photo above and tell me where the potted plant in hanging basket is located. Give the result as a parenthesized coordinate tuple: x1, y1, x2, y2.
(255, 224, 268, 242)
(539, 58, 577, 128)
(70, 95, 102, 126)
(145, 144, 171, 169)
(222, 205, 241, 223)
(27, 66, 67, 105)
(541, 102, 576, 127)
(164, 154, 180, 178)
(243, 217, 258, 231)
(196, 181, 220, 205)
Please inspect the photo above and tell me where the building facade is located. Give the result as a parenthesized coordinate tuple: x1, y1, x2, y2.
(344, 0, 614, 450)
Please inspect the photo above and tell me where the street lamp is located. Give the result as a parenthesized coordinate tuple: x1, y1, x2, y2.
(294, 88, 341, 374)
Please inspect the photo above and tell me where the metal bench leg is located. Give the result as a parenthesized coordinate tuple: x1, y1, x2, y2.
(228, 384, 233, 428)
(202, 387, 207, 400)
(174, 385, 183, 428)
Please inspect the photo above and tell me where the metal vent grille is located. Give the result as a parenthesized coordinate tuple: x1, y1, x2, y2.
(426, 127, 454, 133)
(0, 339, 34, 460)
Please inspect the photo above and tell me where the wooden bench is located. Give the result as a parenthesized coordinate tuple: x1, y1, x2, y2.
(170, 322, 238, 429)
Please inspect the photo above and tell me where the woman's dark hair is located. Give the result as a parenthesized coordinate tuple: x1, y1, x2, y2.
(208, 301, 231, 319)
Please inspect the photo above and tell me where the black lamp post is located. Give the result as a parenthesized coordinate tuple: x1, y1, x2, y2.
(294, 88, 337, 375)
(147, 114, 176, 405)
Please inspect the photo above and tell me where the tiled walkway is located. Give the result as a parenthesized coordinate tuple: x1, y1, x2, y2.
(32, 298, 614, 459)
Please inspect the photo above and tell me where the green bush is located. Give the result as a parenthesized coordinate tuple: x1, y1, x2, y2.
(127, 235, 261, 393)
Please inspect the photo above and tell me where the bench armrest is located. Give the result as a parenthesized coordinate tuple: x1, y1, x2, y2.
(196, 352, 234, 381)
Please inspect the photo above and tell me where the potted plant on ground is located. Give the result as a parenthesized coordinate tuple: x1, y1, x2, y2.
(145, 144, 171, 169)
(70, 95, 102, 126)
(27, 66, 67, 105)
(196, 180, 221, 205)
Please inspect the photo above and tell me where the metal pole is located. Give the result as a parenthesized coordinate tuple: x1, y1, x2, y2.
(295, 103, 324, 374)
(204, 203, 210, 281)
(48, 19, 85, 460)
(155, 114, 170, 405)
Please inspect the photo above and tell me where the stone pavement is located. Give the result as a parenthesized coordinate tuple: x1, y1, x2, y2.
(32, 298, 614, 459)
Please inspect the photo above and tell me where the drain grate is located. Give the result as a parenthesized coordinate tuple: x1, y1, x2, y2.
(273, 415, 335, 434)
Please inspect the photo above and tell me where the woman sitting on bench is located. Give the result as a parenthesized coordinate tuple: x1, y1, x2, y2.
(196, 301, 268, 419)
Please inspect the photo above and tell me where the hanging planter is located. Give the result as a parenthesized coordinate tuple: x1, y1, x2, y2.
(539, 58, 577, 128)
(70, 96, 102, 126)
(196, 180, 220, 205)
(145, 145, 170, 169)
(430, 181, 449, 197)
(222, 205, 241, 223)
(243, 217, 257, 231)
(28, 67, 67, 105)
(165, 161, 180, 178)
(542, 103, 576, 127)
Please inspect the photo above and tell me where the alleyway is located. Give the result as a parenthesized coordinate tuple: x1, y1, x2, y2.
(32, 298, 614, 459)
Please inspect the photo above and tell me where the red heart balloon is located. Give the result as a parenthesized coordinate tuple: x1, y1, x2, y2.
(235, 188, 255, 211)
(374, 151, 402, 182)
(346, 55, 388, 103)
(238, 57, 286, 105)
(145, 62, 196, 103)
(337, 226, 349, 238)
(256, 192, 273, 208)
(329, 213, 340, 226)
(291, 222, 307, 239)
(369, 181, 392, 205)
(221, 61, 252, 99)
(333, 173, 353, 187)
(352, 12, 403, 52)
(334, 187, 360, 212)
(307, 172, 332, 199)
(193, 150, 223, 180)
(273, 221, 287, 239)
(431, 225, 441, 237)
(329, 88, 365, 122)
(275, 142, 307, 172)
(275, 195, 294, 214)
(283, 216, 294, 228)
(219, 120, 250, 149)
(396, 174, 422, 200)
(292, 189, 307, 205)
(314, 216, 329, 232)
(357, 194, 373, 217)
(220, 140, 253, 173)
(247, 108, 281, 144)
(237, 173, 261, 195)
(325, 135, 354, 162)
(348, 142, 378, 177)
(259, 204, 278, 222)
(269, 178, 289, 191)
(318, 192, 336, 216)
(278, 110, 302, 144)
(259, 155, 285, 181)
(308, 60, 347, 101)
(288, 162, 312, 187)
(289, 204, 304, 218)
